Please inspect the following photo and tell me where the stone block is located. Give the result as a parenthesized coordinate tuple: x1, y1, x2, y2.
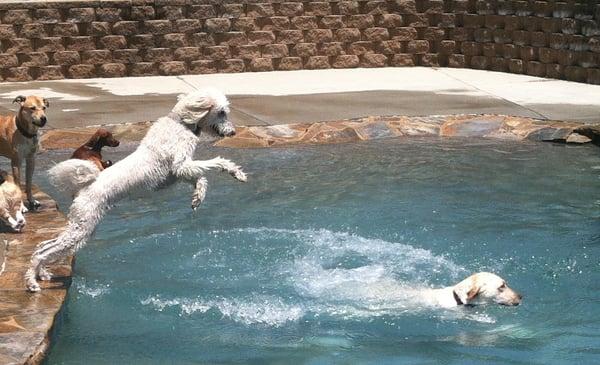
(53, 51, 80, 65)
(112, 21, 139, 36)
(159, 61, 186, 75)
(189, 5, 216, 19)
(320, 15, 345, 29)
(319, 42, 345, 56)
(99, 63, 127, 77)
(306, 2, 332, 16)
(5, 67, 32, 81)
(144, 20, 172, 34)
(407, 40, 430, 54)
(277, 57, 303, 70)
(218, 59, 245, 73)
(305, 56, 330, 69)
(131, 6, 155, 20)
(130, 62, 157, 76)
(345, 14, 375, 29)
(37, 66, 64, 80)
(36, 37, 65, 52)
(360, 53, 387, 67)
(332, 54, 359, 68)
(96, 8, 123, 22)
(364, 27, 390, 41)
(232, 18, 258, 32)
(390, 53, 415, 66)
(249, 31, 275, 45)
(292, 43, 317, 57)
(53, 23, 79, 37)
(100, 36, 127, 50)
(278, 2, 304, 16)
(68, 64, 96, 79)
(335, 28, 361, 42)
(262, 44, 288, 58)
(189, 60, 217, 74)
(249, 58, 274, 71)
(305, 29, 333, 43)
(348, 41, 373, 55)
(66, 36, 95, 51)
(19, 52, 49, 67)
(204, 46, 230, 60)
(205, 18, 231, 33)
(112, 49, 141, 63)
(144, 48, 173, 62)
(246, 4, 275, 17)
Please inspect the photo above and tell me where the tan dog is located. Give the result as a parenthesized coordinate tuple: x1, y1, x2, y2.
(0, 170, 27, 232)
(0, 95, 48, 210)
(424, 272, 522, 308)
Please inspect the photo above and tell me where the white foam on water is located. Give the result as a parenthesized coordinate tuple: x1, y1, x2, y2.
(141, 295, 304, 327)
(76, 280, 111, 298)
(172, 228, 495, 324)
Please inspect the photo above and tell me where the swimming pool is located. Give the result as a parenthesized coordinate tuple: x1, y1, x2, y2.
(37, 138, 599, 364)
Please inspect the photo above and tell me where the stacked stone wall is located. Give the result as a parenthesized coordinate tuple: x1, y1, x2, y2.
(0, 0, 598, 83)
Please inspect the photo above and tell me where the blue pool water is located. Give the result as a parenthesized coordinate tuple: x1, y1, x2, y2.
(36, 138, 599, 364)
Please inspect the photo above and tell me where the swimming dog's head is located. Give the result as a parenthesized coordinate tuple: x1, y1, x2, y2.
(13, 95, 49, 128)
(452, 272, 522, 307)
(172, 88, 235, 138)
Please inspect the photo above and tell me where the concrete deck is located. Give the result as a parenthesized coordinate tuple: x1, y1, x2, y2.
(0, 68, 598, 130)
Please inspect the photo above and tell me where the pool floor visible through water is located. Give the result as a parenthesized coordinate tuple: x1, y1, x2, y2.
(32, 138, 599, 365)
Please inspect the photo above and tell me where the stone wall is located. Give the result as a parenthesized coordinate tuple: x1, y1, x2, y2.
(0, 0, 598, 83)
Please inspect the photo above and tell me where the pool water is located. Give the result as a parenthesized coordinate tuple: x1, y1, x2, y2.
(36, 138, 599, 365)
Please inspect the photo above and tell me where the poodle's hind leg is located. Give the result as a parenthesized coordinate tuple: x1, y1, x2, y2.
(25, 237, 71, 292)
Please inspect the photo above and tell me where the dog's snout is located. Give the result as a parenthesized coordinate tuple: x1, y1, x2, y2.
(39, 116, 47, 126)
(228, 130, 236, 136)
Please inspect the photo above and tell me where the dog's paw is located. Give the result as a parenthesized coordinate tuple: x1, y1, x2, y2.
(232, 169, 247, 182)
(38, 267, 52, 281)
(26, 200, 41, 211)
(26, 277, 41, 292)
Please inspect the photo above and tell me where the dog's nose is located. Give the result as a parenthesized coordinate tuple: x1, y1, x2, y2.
(229, 130, 236, 136)
(39, 116, 47, 126)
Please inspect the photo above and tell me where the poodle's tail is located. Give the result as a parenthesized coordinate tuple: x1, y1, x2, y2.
(48, 159, 100, 196)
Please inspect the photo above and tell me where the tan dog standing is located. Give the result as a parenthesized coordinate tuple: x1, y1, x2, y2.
(0, 95, 49, 210)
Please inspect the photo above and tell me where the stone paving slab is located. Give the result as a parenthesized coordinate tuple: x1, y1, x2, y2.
(0, 189, 69, 365)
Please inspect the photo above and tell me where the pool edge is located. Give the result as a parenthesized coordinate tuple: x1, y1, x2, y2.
(0, 188, 71, 365)
(38, 114, 599, 150)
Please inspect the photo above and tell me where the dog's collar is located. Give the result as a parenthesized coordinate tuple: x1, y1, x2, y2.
(16, 119, 37, 139)
(453, 290, 465, 305)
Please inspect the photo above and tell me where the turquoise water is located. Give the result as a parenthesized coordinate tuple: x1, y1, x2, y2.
(37, 138, 599, 365)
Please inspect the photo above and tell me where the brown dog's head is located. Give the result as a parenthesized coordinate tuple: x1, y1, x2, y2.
(13, 95, 49, 127)
(86, 128, 120, 150)
(453, 272, 522, 306)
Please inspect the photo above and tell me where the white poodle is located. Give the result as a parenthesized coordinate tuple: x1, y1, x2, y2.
(26, 88, 247, 292)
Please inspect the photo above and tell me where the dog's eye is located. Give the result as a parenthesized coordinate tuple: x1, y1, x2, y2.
(498, 283, 506, 291)
(218, 110, 226, 117)
(29, 106, 36, 111)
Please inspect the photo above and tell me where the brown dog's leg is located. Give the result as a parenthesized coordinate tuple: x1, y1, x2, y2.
(25, 155, 39, 210)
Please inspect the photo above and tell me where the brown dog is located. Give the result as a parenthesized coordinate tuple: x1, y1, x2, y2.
(0, 95, 48, 210)
(71, 128, 120, 170)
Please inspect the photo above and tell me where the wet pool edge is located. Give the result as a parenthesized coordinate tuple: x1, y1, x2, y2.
(39, 114, 599, 151)
(0, 188, 71, 365)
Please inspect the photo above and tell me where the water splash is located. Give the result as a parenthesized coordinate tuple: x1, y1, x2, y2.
(145, 228, 492, 325)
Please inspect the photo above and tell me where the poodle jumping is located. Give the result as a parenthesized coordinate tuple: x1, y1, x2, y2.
(26, 88, 247, 292)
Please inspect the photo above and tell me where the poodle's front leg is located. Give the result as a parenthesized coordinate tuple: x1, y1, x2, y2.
(191, 176, 208, 210)
(176, 157, 247, 182)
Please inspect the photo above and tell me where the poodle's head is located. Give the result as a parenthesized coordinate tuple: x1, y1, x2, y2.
(171, 88, 235, 138)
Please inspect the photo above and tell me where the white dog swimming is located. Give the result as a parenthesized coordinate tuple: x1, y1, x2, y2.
(26, 88, 247, 292)
(421, 272, 522, 308)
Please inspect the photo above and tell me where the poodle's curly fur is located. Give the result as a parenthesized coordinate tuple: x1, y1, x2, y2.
(26, 88, 246, 292)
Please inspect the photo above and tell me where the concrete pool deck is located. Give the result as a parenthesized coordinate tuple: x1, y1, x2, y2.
(0, 67, 599, 364)
(0, 68, 598, 130)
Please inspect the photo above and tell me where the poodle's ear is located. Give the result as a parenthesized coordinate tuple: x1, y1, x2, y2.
(12, 95, 26, 105)
(453, 276, 480, 304)
(43, 98, 49, 108)
(185, 95, 214, 111)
